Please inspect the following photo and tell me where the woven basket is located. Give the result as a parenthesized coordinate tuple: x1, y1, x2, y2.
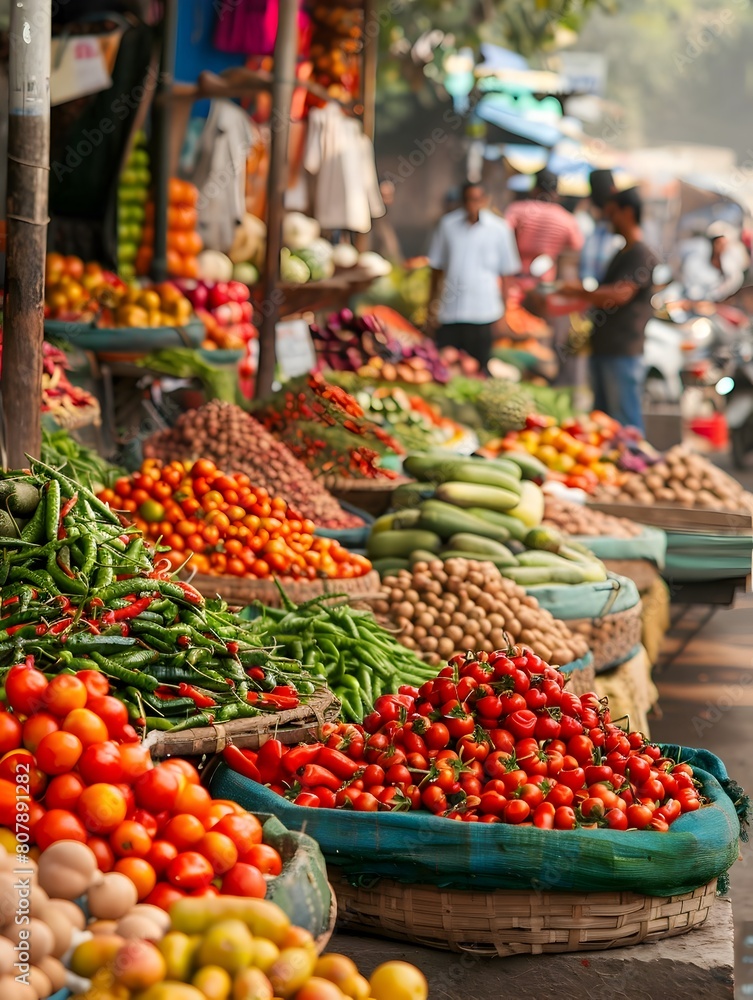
(603, 558, 660, 594)
(144, 687, 340, 758)
(330, 870, 717, 957)
(566, 603, 643, 672)
(323, 476, 408, 517)
(562, 656, 596, 696)
(185, 570, 383, 609)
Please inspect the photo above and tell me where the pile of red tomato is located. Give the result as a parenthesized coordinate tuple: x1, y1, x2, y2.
(99, 459, 372, 580)
(225, 647, 703, 830)
(0, 660, 281, 908)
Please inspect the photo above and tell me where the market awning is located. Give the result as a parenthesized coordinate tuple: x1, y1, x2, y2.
(475, 100, 562, 148)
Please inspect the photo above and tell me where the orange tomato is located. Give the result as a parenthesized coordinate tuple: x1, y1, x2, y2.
(186, 533, 206, 554)
(36, 731, 83, 775)
(226, 557, 246, 577)
(62, 708, 108, 747)
(191, 459, 216, 479)
(99, 488, 116, 505)
(88, 835, 115, 872)
(206, 510, 230, 532)
(111, 820, 153, 858)
(166, 533, 186, 552)
(210, 553, 227, 574)
(198, 831, 238, 874)
(131, 488, 150, 507)
(163, 813, 206, 851)
(114, 857, 157, 901)
(201, 490, 224, 511)
(202, 524, 220, 546)
(190, 553, 211, 575)
(175, 520, 196, 538)
(239, 843, 282, 876)
(180, 497, 201, 517)
(22, 713, 59, 753)
(45, 773, 86, 811)
(224, 539, 243, 556)
(114, 478, 132, 498)
(122, 499, 138, 513)
(119, 743, 153, 782)
(77, 783, 128, 835)
(225, 505, 245, 523)
(152, 481, 173, 502)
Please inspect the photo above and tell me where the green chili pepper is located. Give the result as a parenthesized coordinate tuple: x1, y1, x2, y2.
(45, 480, 61, 542)
(89, 651, 159, 691)
(20, 497, 46, 544)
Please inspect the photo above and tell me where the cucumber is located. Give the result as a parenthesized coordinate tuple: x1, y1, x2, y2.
(417, 500, 511, 543)
(372, 557, 410, 576)
(447, 533, 518, 564)
(525, 526, 564, 553)
(439, 551, 520, 570)
(517, 551, 576, 568)
(403, 456, 521, 494)
(371, 513, 395, 535)
(392, 483, 435, 510)
(393, 508, 422, 529)
(409, 549, 441, 567)
(435, 482, 519, 512)
(465, 508, 528, 541)
(500, 451, 548, 482)
(500, 565, 590, 586)
(507, 481, 545, 528)
(482, 457, 523, 480)
(366, 529, 443, 559)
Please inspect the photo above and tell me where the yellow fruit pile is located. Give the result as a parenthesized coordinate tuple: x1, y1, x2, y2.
(69, 896, 429, 1000)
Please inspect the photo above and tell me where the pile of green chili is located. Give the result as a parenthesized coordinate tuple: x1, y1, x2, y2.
(0, 462, 320, 732)
(249, 589, 438, 722)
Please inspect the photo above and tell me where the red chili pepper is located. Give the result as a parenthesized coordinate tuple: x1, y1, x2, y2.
(155, 686, 179, 700)
(317, 747, 361, 779)
(247, 667, 266, 681)
(58, 494, 78, 538)
(172, 581, 203, 604)
(273, 685, 298, 697)
(281, 743, 322, 774)
(84, 619, 101, 635)
(102, 596, 154, 625)
(226, 641, 239, 655)
(298, 764, 341, 791)
(223, 745, 261, 782)
(177, 635, 191, 648)
(49, 618, 74, 635)
(1, 596, 19, 608)
(249, 693, 300, 710)
(7, 622, 39, 637)
(257, 739, 285, 783)
(119, 623, 130, 637)
(178, 683, 216, 709)
(56, 554, 76, 579)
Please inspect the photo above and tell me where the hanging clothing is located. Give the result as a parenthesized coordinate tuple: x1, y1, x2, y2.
(185, 100, 255, 254)
(303, 103, 384, 233)
(214, 0, 311, 57)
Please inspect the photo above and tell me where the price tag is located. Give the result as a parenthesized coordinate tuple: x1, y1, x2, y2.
(275, 320, 316, 378)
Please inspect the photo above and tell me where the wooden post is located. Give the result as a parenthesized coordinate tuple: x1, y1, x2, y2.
(255, 0, 298, 399)
(354, 0, 377, 253)
(151, 0, 178, 283)
(3, 0, 51, 468)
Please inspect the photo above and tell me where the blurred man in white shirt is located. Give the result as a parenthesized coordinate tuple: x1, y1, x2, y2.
(428, 181, 520, 372)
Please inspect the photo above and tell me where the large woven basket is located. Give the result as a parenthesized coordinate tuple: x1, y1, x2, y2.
(185, 570, 382, 608)
(330, 871, 717, 957)
(145, 687, 340, 758)
(323, 476, 408, 517)
(566, 602, 643, 673)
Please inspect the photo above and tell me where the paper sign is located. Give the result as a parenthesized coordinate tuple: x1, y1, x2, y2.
(275, 320, 317, 378)
(50, 31, 122, 106)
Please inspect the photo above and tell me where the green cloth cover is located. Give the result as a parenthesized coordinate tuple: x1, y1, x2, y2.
(525, 573, 640, 620)
(574, 526, 667, 569)
(210, 745, 741, 897)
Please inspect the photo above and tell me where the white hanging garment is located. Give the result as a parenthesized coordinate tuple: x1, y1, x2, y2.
(304, 103, 384, 233)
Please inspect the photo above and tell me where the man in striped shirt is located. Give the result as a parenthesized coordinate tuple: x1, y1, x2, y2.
(505, 169, 584, 281)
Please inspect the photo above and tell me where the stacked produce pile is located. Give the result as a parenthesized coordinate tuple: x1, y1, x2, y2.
(173, 276, 257, 351)
(102, 459, 372, 581)
(481, 411, 635, 492)
(371, 453, 609, 587)
(143, 400, 362, 529)
(45, 254, 196, 330)
(138, 179, 203, 280)
(117, 131, 150, 279)
(0, 463, 322, 731)
(225, 647, 704, 829)
(250, 594, 437, 720)
(543, 495, 643, 539)
(594, 445, 751, 513)
(0, 815, 428, 997)
(28, 342, 100, 426)
(371, 558, 589, 666)
(255, 372, 404, 480)
(311, 308, 458, 384)
(41, 427, 125, 493)
(347, 385, 473, 454)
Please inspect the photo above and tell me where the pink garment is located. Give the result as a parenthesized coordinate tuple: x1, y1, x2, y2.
(214, 0, 311, 56)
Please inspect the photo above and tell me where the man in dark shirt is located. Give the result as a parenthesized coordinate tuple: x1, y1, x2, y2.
(560, 188, 657, 434)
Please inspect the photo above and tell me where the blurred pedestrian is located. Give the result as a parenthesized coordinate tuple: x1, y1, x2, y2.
(504, 168, 583, 281)
(559, 187, 658, 434)
(580, 169, 625, 285)
(427, 180, 520, 372)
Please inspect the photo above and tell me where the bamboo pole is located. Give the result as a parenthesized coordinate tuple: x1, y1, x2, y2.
(2, 0, 51, 467)
(151, 0, 178, 283)
(255, 0, 298, 399)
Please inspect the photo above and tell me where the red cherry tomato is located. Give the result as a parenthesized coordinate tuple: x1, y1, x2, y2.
(166, 851, 215, 891)
(5, 664, 48, 716)
(221, 862, 266, 898)
(43, 675, 88, 717)
(35, 808, 87, 851)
